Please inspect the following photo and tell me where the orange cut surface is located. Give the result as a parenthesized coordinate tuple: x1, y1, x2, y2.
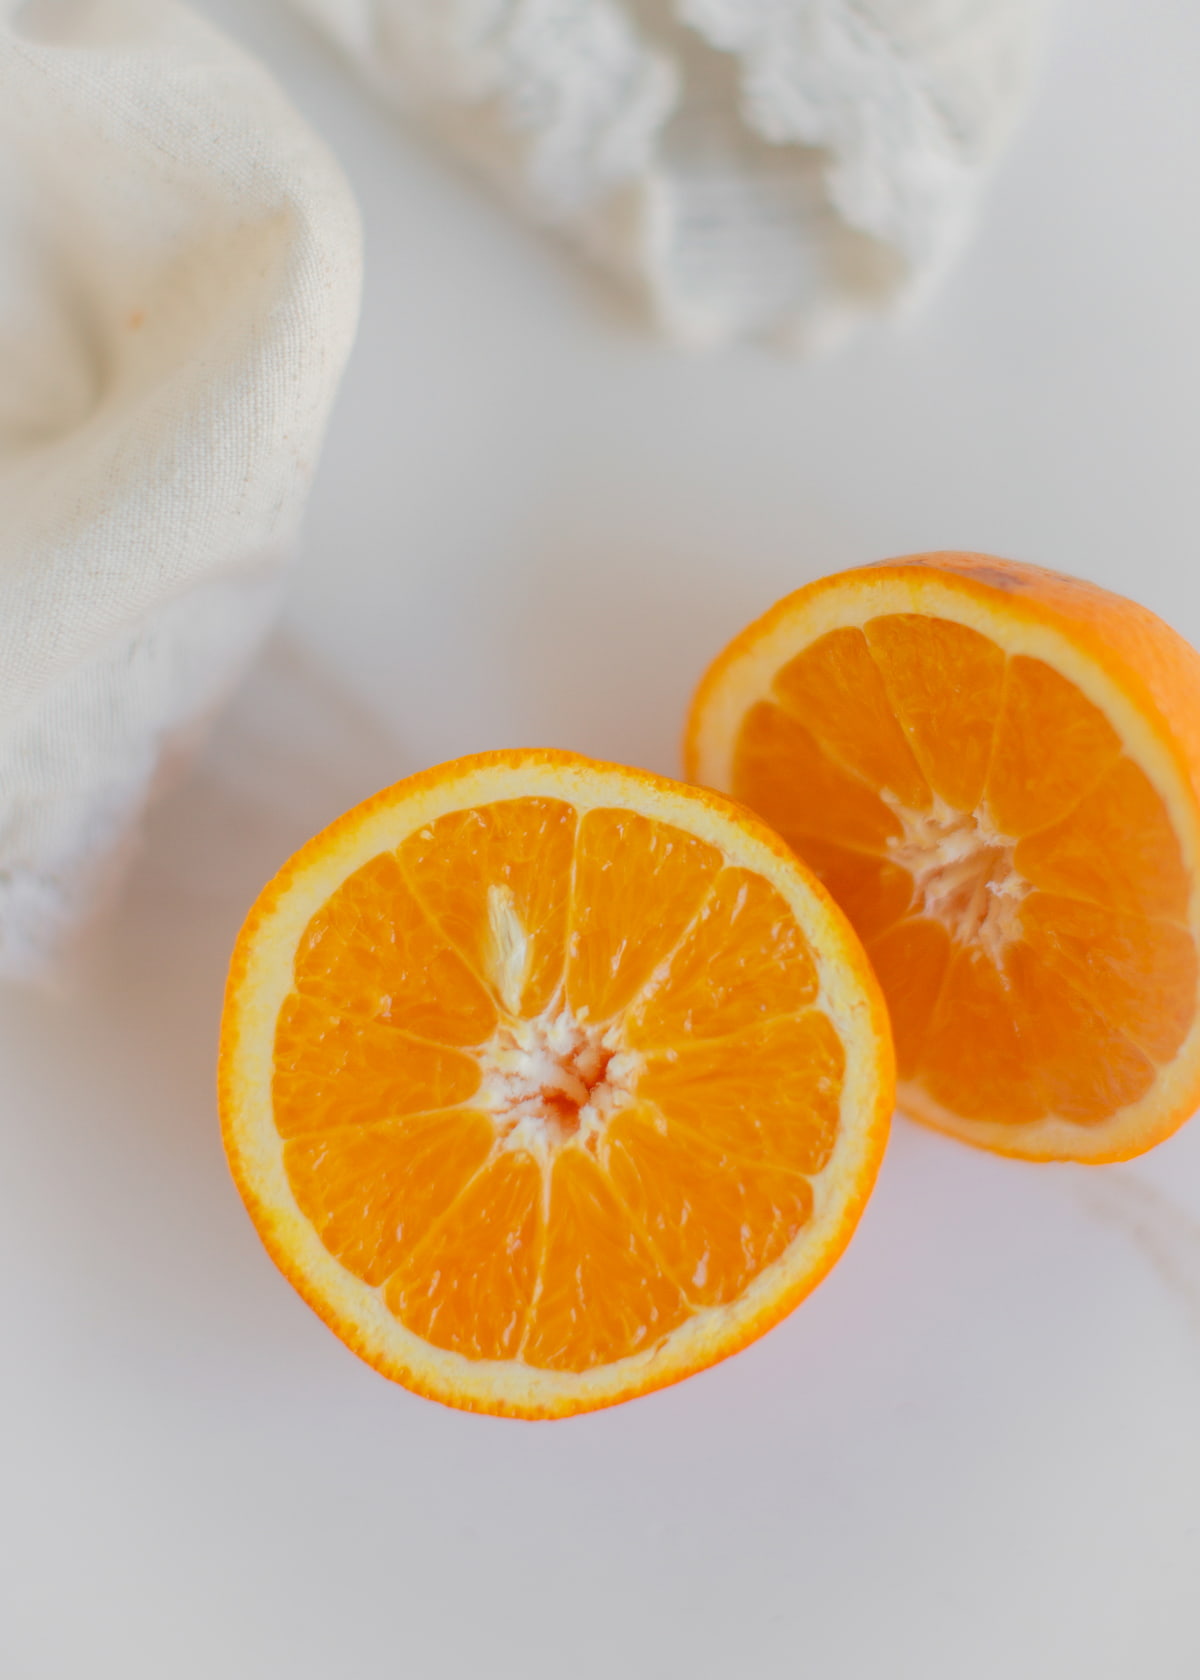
(219, 750, 893, 1417)
(687, 554, 1200, 1163)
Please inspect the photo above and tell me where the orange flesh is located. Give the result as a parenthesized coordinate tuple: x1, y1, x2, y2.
(273, 801, 844, 1374)
(731, 616, 1198, 1130)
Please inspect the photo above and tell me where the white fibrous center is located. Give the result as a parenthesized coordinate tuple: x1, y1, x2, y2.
(886, 796, 1028, 965)
(478, 1010, 638, 1161)
(477, 883, 638, 1158)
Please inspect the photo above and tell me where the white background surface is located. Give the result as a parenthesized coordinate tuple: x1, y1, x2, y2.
(5, 1, 1200, 1675)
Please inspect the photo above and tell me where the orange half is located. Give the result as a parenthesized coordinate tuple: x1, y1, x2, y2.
(219, 750, 893, 1417)
(687, 553, 1200, 1163)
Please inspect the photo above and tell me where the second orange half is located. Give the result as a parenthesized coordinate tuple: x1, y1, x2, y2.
(687, 553, 1200, 1163)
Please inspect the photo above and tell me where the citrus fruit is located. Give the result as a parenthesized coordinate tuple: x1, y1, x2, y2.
(219, 749, 893, 1417)
(686, 553, 1200, 1164)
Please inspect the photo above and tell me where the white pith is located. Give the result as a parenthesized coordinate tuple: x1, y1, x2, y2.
(476, 881, 640, 1163)
(884, 791, 1027, 967)
(478, 1006, 639, 1163)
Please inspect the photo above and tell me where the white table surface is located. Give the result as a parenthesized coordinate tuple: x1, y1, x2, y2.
(6, 2, 1200, 1675)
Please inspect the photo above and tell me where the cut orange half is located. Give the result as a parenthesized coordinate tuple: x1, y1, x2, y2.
(687, 553, 1200, 1163)
(219, 750, 893, 1418)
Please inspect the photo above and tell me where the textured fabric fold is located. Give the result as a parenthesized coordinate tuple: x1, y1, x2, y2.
(0, 0, 362, 978)
(293, 0, 1048, 349)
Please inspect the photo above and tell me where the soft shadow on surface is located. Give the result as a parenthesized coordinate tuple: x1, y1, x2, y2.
(481, 497, 859, 777)
(1072, 1163, 1200, 1347)
(140, 630, 415, 899)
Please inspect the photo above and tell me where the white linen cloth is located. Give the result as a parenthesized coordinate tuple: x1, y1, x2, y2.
(0, 0, 361, 980)
(293, 0, 1048, 350)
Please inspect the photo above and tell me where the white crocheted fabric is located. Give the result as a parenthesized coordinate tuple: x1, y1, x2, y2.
(0, 0, 361, 980)
(295, 0, 1048, 348)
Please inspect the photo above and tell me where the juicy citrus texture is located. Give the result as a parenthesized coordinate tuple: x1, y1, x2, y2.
(686, 554, 1200, 1163)
(220, 752, 893, 1417)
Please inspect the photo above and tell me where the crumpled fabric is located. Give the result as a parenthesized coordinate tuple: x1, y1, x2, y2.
(293, 0, 1049, 350)
(0, 0, 361, 979)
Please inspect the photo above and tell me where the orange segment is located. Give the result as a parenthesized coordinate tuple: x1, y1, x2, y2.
(626, 866, 818, 1045)
(272, 994, 482, 1135)
(863, 917, 951, 1080)
(384, 1152, 543, 1363)
(921, 946, 1046, 1125)
(1015, 756, 1191, 921)
(565, 808, 722, 1022)
(985, 655, 1122, 836)
(284, 1109, 494, 1286)
(522, 1149, 691, 1372)
(637, 1012, 845, 1175)
(220, 750, 893, 1417)
(773, 627, 931, 809)
(294, 851, 496, 1046)
(605, 1106, 814, 1309)
(687, 554, 1200, 1162)
(797, 838, 914, 943)
(1021, 892, 1197, 1062)
(864, 613, 1007, 812)
(397, 798, 576, 1017)
(1006, 944, 1156, 1123)
(733, 700, 901, 852)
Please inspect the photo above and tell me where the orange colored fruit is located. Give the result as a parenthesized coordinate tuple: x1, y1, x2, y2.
(687, 553, 1200, 1164)
(219, 750, 893, 1417)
